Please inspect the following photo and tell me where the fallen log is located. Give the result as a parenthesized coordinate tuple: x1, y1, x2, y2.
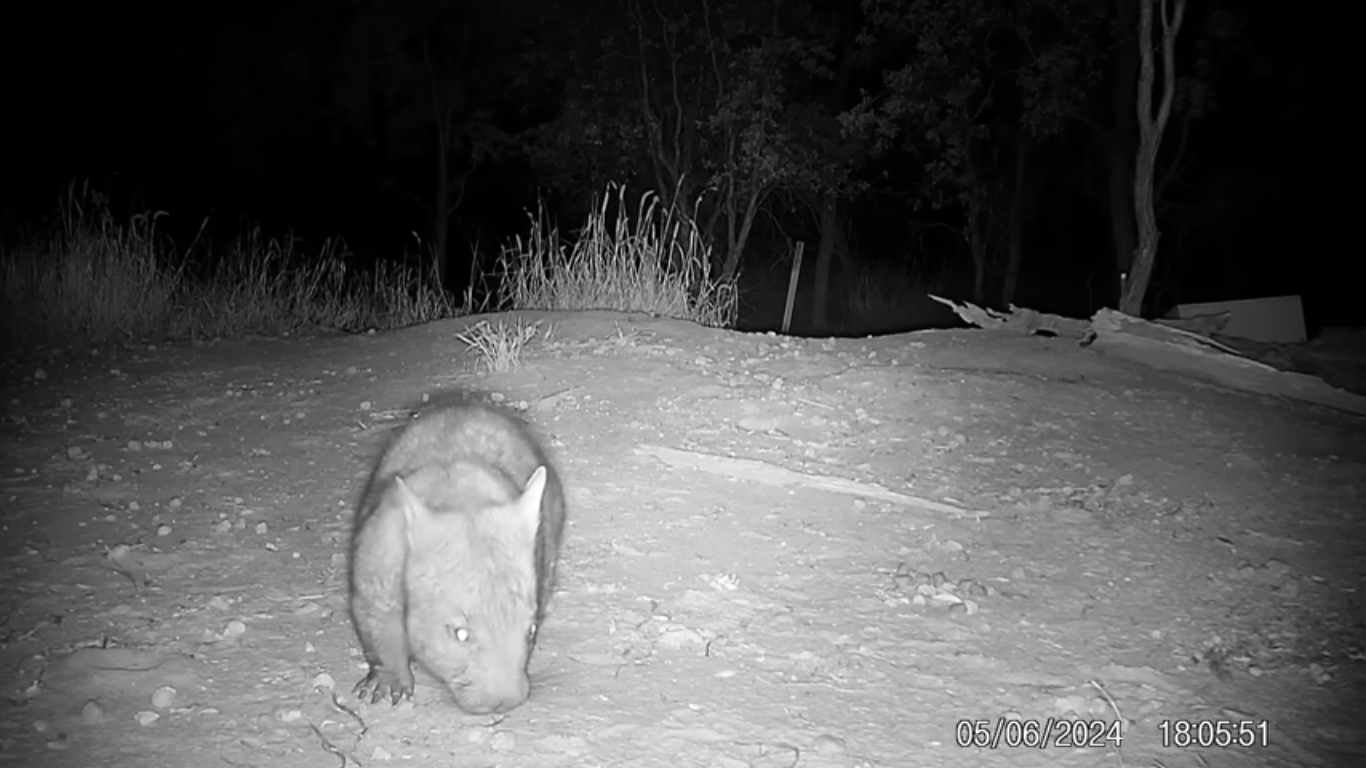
(1087, 309, 1366, 417)
(930, 296, 1366, 417)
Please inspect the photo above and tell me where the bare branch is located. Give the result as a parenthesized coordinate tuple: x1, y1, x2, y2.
(1154, 0, 1188, 137)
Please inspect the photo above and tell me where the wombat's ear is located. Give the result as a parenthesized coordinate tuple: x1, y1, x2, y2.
(514, 466, 548, 537)
(394, 476, 434, 532)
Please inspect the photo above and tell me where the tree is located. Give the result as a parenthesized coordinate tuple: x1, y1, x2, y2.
(1104, 0, 1139, 313)
(847, 0, 1104, 307)
(1120, 0, 1186, 316)
(526, 0, 856, 286)
(335, 0, 526, 288)
(195, 0, 344, 203)
(1144, 5, 1300, 310)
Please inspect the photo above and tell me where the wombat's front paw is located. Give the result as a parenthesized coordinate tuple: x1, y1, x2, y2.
(354, 666, 415, 705)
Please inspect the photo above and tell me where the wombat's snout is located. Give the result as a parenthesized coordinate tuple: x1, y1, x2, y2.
(457, 673, 531, 714)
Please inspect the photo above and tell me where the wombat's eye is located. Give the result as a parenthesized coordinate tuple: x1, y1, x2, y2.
(527, 622, 538, 642)
(446, 624, 472, 643)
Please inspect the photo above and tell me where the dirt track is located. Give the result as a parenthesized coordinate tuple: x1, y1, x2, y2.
(2, 310, 1362, 767)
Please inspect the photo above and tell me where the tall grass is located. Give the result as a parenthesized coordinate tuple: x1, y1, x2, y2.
(841, 257, 945, 335)
(167, 227, 454, 340)
(0, 183, 455, 353)
(497, 184, 738, 328)
(0, 184, 179, 348)
(0, 179, 740, 356)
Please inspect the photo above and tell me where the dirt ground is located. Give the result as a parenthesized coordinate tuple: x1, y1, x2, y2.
(1, 310, 1363, 768)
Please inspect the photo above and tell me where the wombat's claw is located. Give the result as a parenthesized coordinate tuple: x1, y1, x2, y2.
(353, 668, 414, 705)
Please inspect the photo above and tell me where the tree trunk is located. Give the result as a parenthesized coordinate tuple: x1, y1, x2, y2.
(433, 135, 452, 290)
(1108, 0, 1139, 309)
(968, 189, 987, 306)
(1122, 0, 1186, 317)
(811, 10, 859, 332)
(1001, 135, 1029, 307)
(1107, 150, 1136, 307)
(811, 192, 839, 331)
(719, 183, 761, 281)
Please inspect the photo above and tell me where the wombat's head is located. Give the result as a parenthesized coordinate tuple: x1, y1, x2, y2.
(398, 465, 548, 714)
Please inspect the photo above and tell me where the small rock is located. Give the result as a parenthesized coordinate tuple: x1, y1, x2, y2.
(811, 733, 847, 755)
(151, 686, 177, 709)
(1274, 581, 1300, 599)
(489, 730, 518, 751)
(1263, 559, 1292, 578)
(80, 700, 105, 724)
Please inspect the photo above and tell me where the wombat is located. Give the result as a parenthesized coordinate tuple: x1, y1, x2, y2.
(348, 400, 566, 714)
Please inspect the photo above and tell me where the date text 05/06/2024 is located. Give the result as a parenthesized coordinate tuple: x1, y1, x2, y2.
(955, 718, 1124, 750)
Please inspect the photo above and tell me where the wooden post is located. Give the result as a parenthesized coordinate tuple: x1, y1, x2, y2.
(782, 242, 805, 334)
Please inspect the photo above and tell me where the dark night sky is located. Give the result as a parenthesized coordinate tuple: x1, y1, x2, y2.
(6, 0, 387, 238)
(1, 0, 1352, 328)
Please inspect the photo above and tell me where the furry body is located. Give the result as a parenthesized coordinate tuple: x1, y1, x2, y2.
(348, 400, 565, 714)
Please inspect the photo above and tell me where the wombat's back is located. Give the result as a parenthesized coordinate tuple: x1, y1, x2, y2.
(366, 402, 565, 604)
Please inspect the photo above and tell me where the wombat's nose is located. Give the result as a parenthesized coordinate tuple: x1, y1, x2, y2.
(462, 676, 530, 714)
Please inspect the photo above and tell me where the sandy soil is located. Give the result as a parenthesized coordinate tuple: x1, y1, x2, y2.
(1, 310, 1362, 768)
